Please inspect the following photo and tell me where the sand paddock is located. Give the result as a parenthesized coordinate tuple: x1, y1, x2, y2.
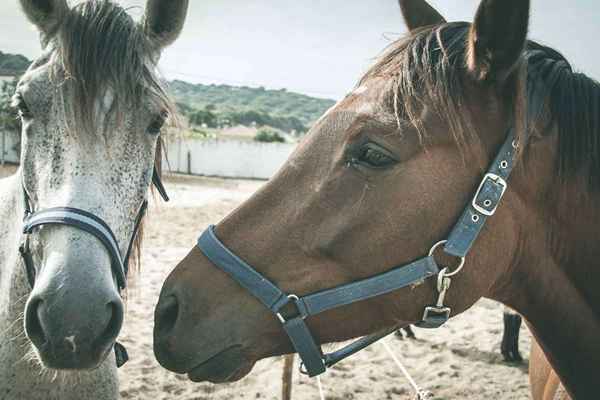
(1, 166, 532, 399)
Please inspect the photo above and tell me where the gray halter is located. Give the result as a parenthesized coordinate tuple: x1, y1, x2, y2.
(196, 50, 568, 377)
(19, 166, 169, 367)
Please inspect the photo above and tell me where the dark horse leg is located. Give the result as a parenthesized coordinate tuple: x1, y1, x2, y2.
(501, 307, 523, 362)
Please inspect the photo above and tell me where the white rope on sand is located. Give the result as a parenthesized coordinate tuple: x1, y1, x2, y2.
(380, 339, 433, 400)
(316, 376, 325, 400)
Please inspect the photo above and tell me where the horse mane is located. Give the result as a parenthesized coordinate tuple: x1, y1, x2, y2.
(361, 22, 600, 191)
(525, 43, 600, 190)
(50, 0, 176, 134)
(359, 22, 477, 151)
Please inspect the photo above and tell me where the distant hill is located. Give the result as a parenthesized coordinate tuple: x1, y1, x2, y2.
(168, 80, 335, 126)
(0, 51, 30, 76)
(0, 50, 336, 132)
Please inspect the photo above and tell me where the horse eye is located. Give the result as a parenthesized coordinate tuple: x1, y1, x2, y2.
(13, 93, 32, 120)
(147, 112, 168, 135)
(357, 143, 396, 168)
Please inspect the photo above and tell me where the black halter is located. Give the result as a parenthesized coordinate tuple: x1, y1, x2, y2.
(19, 165, 169, 368)
(196, 50, 567, 377)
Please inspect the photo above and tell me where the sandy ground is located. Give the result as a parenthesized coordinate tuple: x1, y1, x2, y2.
(1, 165, 532, 399)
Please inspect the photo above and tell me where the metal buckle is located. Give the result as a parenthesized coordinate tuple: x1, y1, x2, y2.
(276, 294, 304, 323)
(471, 173, 507, 216)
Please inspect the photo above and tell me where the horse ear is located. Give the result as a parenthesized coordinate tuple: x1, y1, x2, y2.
(144, 0, 189, 49)
(398, 0, 446, 31)
(467, 0, 530, 82)
(19, 0, 68, 40)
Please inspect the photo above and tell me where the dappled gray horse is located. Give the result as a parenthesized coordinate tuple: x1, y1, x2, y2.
(0, 1, 187, 399)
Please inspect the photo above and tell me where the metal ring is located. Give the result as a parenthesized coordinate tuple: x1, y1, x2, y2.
(483, 199, 492, 207)
(500, 160, 508, 169)
(276, 294, 301, 323)
(471, 214, 479, 223)
(512, 140, 518, 149)
(428, 240, 466, 277)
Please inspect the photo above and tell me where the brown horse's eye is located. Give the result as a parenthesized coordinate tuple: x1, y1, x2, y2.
(13, 93, 32, 120)
(356, 143, 397, 169)
(147, 111, 168, 135)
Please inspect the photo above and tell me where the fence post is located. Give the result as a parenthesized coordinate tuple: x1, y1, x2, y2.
(187, 150, 191, 175)
(1, 130, 5, 166)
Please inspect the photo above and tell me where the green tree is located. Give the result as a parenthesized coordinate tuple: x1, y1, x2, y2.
(255, 128, 285, 143)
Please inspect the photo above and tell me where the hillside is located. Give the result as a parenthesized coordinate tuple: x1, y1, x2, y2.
(168, 80, 335, 126)
(0, 50, 336, 133)
(0, 51, 30, 76)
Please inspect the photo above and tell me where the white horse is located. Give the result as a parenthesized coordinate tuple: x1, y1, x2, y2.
(0, 1, 187, 398)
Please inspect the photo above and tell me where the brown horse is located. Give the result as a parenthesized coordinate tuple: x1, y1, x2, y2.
(154, 0, 599, 398)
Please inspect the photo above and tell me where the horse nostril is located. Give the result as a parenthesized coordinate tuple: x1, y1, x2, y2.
(98, 299, 124, 348)
(24, 297, 47, 348)
(156, 295, 179, 337)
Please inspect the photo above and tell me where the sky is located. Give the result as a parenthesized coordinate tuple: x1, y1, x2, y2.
(1, 0, 599, 100)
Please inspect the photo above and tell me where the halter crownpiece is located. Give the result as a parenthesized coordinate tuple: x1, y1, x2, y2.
(19, 165, 169, 368)
(195, 49, 565, 377)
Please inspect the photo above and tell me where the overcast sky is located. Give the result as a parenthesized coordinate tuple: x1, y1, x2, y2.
(1, 0, 599, 99)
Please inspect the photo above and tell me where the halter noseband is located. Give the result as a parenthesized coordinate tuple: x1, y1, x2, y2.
(19, 165, 169, 368)
(196, 50, 567, 377)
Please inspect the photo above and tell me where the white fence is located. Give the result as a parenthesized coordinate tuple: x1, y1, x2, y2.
(164, 138, 296, 180)
(1, 130, 19, 164)
(1, 135, 296, 180)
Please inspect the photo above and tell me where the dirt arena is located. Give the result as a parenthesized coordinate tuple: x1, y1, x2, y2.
(1, 165, 532, 399)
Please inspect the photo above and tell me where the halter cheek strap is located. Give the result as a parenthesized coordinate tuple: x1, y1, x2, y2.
(19, 165, 168, 368)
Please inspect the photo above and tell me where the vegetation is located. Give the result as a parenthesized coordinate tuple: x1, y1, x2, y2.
(0, 51, 30, 76)
(169, 80, 335, 130)
(254, 128, 285, 143)
(0, 79, 19, 132)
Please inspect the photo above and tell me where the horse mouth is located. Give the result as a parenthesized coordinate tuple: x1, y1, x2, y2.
(187, 345, 254, 383)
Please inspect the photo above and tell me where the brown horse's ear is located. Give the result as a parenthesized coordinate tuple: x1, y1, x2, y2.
(144, 0, 189, 50)
(19, 0, 68, 43)
(398, 0, 446, 31)
(467, 0, 530, 82)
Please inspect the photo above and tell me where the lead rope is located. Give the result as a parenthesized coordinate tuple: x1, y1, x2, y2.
(313, 339, 432, 400)
(316, 376, 325, 400)
(380, 339, 433, 400)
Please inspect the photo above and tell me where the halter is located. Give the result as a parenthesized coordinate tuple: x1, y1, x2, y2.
(196, 50, 568, 378)
(19, 165, 169, 367)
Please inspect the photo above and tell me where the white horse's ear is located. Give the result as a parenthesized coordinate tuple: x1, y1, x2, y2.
(144, 0, 189, 50)
(398, 0, 446, 31)
(19, 0, 68, 43)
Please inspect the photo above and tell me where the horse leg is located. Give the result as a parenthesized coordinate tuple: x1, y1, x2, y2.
(501, 306, 523, 362)
(395, 325, 417, 340)
(530, 339, 571, 400)
(403, 325, 416, 339)
(282, 354, 294, 400)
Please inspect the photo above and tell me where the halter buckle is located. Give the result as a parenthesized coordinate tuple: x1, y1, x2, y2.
(472, 173, 507, 216)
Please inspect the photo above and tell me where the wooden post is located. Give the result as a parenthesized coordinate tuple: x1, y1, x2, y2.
(282, 354, 294, 400)
(1, 130, 5, 166)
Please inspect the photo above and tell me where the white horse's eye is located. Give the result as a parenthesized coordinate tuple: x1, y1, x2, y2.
(147, 111, 168, 135)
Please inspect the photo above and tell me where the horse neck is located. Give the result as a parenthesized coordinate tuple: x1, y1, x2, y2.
(495, 175, 600, 398)
(0, 170, 119, 400)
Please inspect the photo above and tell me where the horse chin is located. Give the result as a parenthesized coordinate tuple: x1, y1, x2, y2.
(32, 342, 112, 371)
(186, 346, 254, 383)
